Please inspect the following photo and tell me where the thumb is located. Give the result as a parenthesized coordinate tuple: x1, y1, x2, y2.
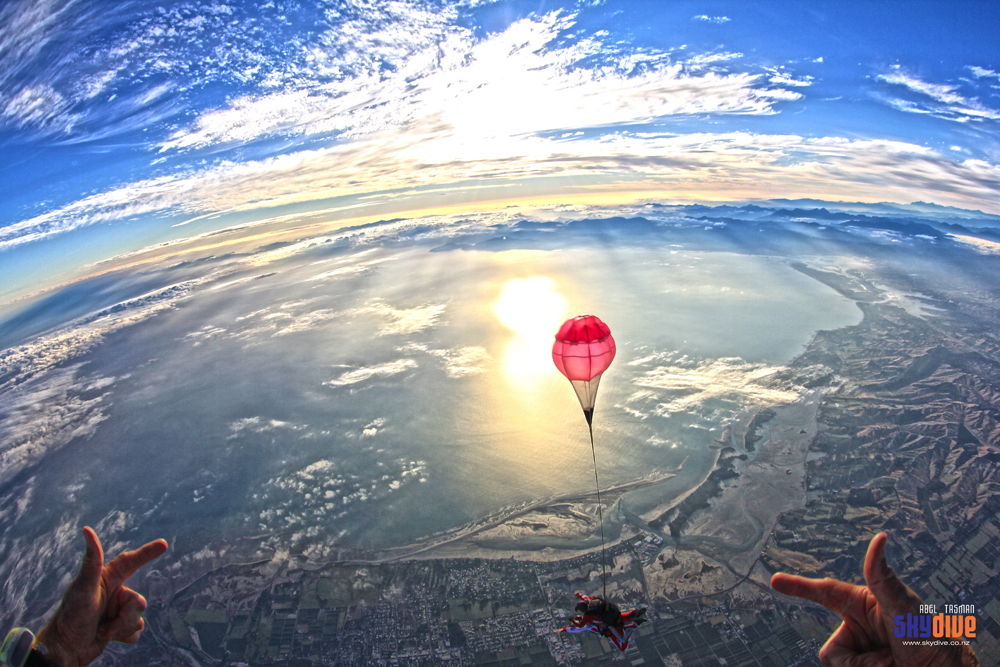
(72, 527, 104, 593)
(863, 532, 915, 617)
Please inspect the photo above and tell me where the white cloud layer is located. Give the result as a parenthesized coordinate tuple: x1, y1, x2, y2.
(250, 455, 427, 546)
(0, 271, 254, 488)
(360, 300, 446, 336)
(307, 257, 396, 282)
(626, 354, 800, 417)
(0, 7, 823, 250)
(3, 1, 1000, 256)
(0, 365, 112, 486)
(0, 498, 84, 630)
(0, 278, 207, 391)
(7, 126, 1000, 254)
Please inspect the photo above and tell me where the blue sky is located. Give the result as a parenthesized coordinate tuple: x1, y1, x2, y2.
(2, 0, 999, 303)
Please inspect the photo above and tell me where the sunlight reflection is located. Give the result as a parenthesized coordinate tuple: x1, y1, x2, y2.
(494, 277, 567, 386)
(477, 274, 584, 495)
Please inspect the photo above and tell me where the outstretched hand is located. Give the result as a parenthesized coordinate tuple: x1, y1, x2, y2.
(771, 532, 979, 667)
(36, 527, 168, 667)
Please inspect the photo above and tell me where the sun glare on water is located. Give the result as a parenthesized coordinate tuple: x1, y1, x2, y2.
(494, 277, 567, 383)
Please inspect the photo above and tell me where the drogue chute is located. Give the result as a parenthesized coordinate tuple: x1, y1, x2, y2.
(551, 314, 616, 425)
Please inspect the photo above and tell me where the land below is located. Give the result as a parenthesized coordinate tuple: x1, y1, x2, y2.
(113, 248, 1000, 666)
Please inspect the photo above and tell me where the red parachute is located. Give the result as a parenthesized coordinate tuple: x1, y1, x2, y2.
(552, 315, 616, 425)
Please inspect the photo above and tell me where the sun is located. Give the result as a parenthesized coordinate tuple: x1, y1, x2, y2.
(494, 277, 568, 384)
(494, 277, 567, 335)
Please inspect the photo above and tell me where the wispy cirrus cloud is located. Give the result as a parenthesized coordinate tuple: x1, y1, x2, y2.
(307, 257, 396, 282)
(683, 51, 744, 68)
(967, 66, 1000, 82)
(159, 1, 463, 151)
(876, 66, 1000, 122)
(325, 359, 418, 387)
(766, 66, 813, 87)
(1, 84, 72, 131)
(5, 3, 1000, 257)
(1, 6, 813, 251)
(0, 0, 84, 134)
(692, 15, 731, 24)
(0, 0, 327, 140)
(160, 11, 794, 152)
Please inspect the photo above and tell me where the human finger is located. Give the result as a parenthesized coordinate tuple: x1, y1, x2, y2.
(103, 539, 168, 591)
(817, 620, 848, 666)
(102, 615, 145, 645)
(771, 573, 863, 617)
(70, 527, 105, 593)
(863, 533, 917, 617)
(102, 589, 147, 642)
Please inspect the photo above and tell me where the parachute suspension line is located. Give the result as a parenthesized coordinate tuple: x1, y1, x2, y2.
(553, 316, 616, 601)
(585, 410, 608, 599)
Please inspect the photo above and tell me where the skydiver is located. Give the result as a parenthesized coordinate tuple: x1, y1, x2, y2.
(556, 593, 647, 651)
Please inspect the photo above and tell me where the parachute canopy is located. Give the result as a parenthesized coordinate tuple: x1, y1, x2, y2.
(552, 315, 616, 420)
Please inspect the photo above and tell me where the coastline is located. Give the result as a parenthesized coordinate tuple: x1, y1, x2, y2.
(133, 256, 859, 628)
